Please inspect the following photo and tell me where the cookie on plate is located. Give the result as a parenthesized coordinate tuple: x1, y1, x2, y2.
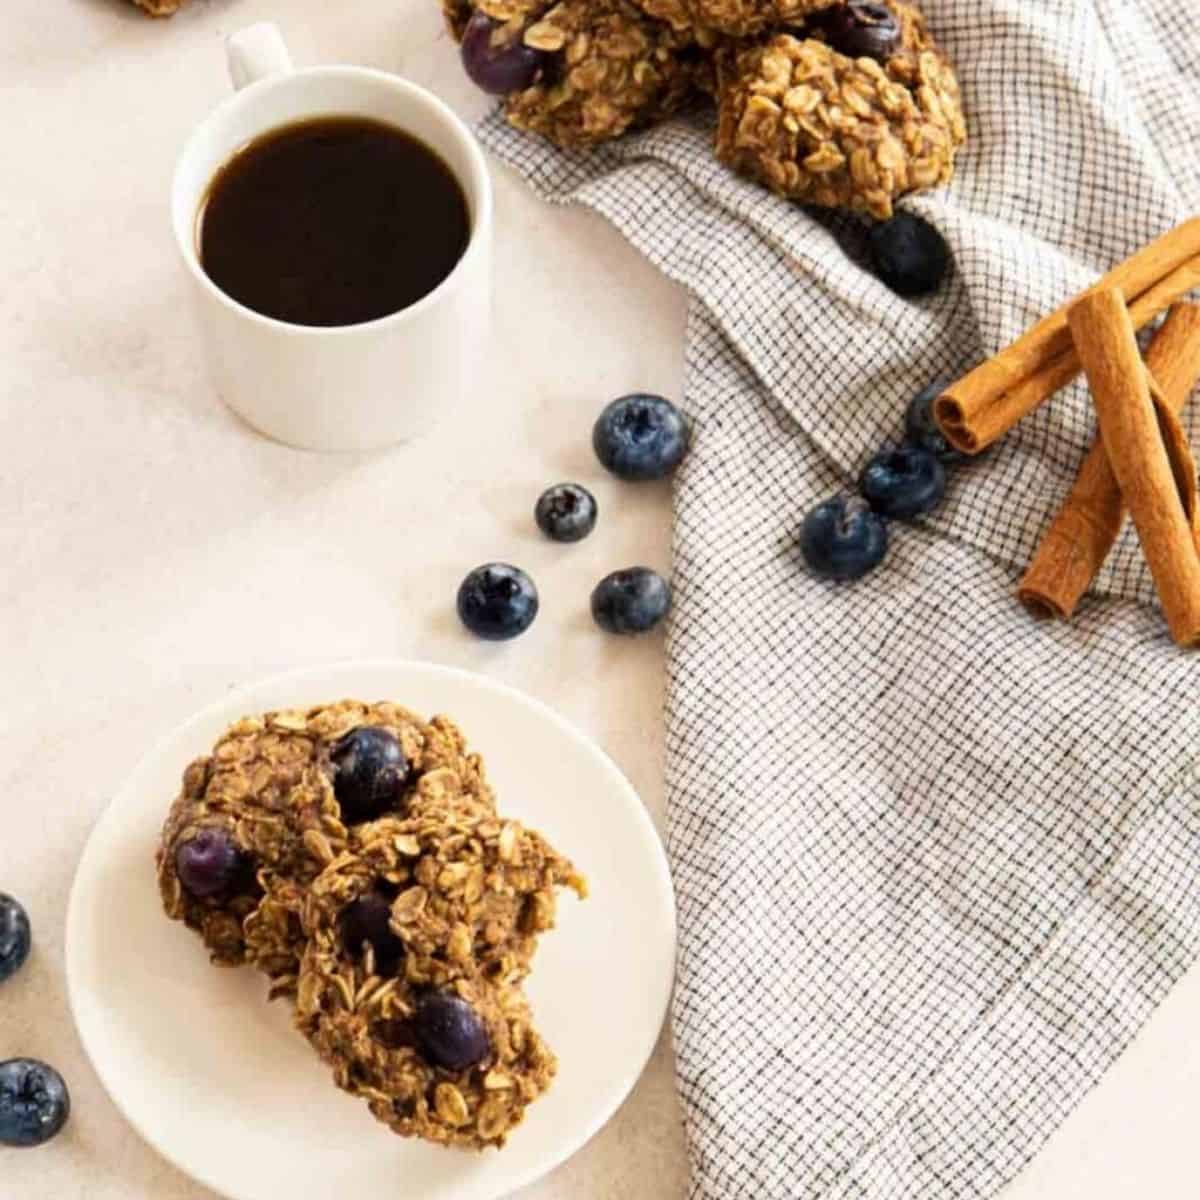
(294, 798, 585, 1147)
(156, 701, 493, 992)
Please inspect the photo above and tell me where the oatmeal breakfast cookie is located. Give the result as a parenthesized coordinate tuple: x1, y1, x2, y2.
(157, 700, 493, 990)
(452, 0, 706, 147)
(294, 798, 585, 1148)
(713, 1, 965, 218)
(633, 0, 837, 39)
(445, 0, 964, 214)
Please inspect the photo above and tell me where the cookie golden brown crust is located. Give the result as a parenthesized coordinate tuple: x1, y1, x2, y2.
(509, 0, 704, 146)
(156, 701, 493, 986)
(634, 0, 836, 39)
(714, 2, 965, 218)
(294, 800, 585, 1148)
(448, 0, 707, 147)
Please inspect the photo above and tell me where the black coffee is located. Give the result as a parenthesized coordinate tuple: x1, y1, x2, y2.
(199, 116, 470, 327)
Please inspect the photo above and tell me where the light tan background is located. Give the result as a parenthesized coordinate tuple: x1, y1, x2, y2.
(1, 1, 1197, 1197)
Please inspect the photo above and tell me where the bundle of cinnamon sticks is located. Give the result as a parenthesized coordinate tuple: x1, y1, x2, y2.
(931, 218, 1200, 645)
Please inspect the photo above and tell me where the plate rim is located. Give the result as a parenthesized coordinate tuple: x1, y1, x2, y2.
(65, 658, 677, 1200)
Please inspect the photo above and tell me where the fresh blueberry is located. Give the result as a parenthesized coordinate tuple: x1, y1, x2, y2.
(591, 567, 672, 635)
(0, 1059, 70, 1148)
(799, 495, 889, 581)
(413, 992, 490, 1072)
(860, 444, 946, 519)
(904, 381, 964, 464)
(461, 11, 547, 95)
(593, 394, 690, 482)
(457, 563, 539, 641)
(175, 829, 246, 900)
(0, 895, 31, 985)
(330, 727, 411, 823)
(868, 212, 950, 297)
(341, 891, 406, 976)
(809, 1, 901, 61)
(535, 483, 598, 543)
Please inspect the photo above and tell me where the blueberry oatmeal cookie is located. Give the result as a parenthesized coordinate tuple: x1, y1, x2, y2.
(156, 700, 493, 991)
(713, 1, 965, 218)
(294, 801, 586, 1147)
(452, 0, 708, 148)
(632, 0, 836, 39)
(445, 0, 964, 215)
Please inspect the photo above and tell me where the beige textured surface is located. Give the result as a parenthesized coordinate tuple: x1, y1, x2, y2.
(3, 2, 1200, 1199)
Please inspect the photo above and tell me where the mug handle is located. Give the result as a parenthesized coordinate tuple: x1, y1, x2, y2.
(226, 22, 294, 91)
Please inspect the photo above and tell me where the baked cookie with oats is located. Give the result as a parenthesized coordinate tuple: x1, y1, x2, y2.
(632, 0, 837, 40)
(450, 0, 707, 148)
(294, 801, 585, 1147)
(714, 0, 965, 218)
(156, 700, 493, 992)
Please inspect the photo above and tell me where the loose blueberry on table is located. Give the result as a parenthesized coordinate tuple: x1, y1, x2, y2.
(868, 212, 950, 297)
(0, 893, 31, 985)
(174, 828, 246, 901)
(591, 567, 672, 635)
(457, 563, 540, 641)
(341, 890, 406, 976)
(0, 1059, 70, 1148)
(593, 393, 690, 482)
(535, 483, 598, 543)
(460, 11, 547, 95)
(413, 991, 490, 1072)
(809, 0, 902, 61)
(330, 726, 411, 823)
(904, 381, 964, 464)
(860, 444, 946, 519)
(799, 495, 890, 581)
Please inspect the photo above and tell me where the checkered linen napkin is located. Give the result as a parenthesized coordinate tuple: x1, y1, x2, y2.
(480, 3, 1200, 1196)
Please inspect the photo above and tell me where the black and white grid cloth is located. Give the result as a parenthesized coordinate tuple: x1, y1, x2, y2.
(481, 3, 1200, 1196)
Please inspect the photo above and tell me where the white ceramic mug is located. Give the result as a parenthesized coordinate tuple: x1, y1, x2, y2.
(172, 23, 492, 452)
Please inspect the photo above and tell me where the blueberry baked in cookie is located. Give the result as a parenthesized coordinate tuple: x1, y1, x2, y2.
(453, 0, 708, 147)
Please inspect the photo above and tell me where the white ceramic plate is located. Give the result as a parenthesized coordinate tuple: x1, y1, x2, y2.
(66, 661, 676, 1200)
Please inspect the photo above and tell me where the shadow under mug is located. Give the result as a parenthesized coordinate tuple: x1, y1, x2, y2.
(172, 23, 493, 453)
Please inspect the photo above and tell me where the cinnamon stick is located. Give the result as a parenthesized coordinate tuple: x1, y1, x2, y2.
(934, 218, 1200, 454)
(1018, 302, 1200, 618)
(1067, 289, 1200, 646)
